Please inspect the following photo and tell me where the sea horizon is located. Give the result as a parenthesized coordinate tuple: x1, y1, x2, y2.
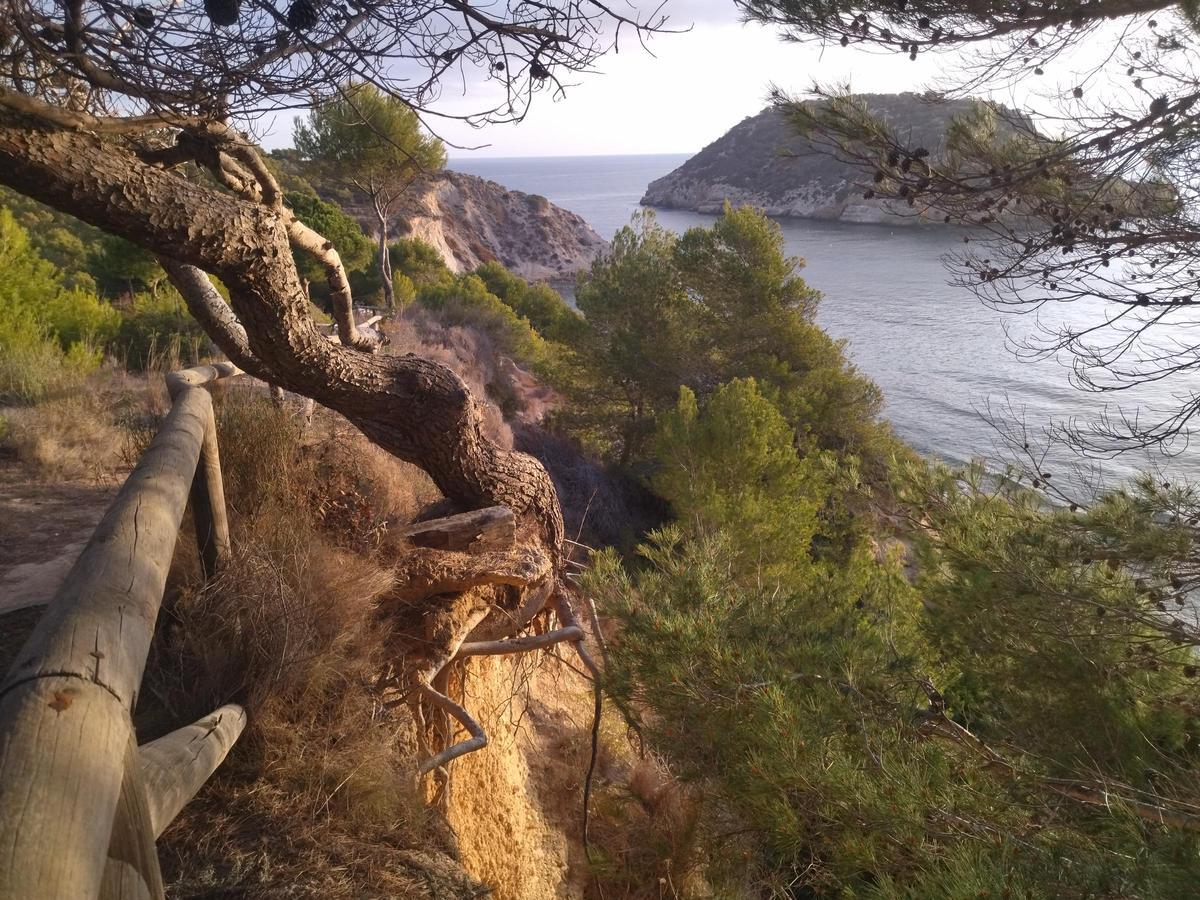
(448, 150, 695, 162)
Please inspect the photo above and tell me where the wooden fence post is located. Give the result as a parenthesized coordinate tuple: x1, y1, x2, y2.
(166, 363, 237, 579)
(0, 388, 212, 900)
(100, 735, 166, 900)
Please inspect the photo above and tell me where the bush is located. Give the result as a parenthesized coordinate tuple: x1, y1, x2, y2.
(0, 207, 113, 402)
(474, 261, 584, 343)
(591, 380, 1200, 895)
(416, 273, 548, 368)
(390, 237, 452, 287)
(113, 290, 209, 371)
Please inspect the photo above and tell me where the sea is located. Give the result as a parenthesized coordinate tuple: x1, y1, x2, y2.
(452, 153, 1200, 490)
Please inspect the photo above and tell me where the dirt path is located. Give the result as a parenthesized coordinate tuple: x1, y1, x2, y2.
(0, 475, 118, 614)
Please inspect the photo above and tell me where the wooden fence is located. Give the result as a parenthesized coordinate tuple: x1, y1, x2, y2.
(0, 362, 248, 899)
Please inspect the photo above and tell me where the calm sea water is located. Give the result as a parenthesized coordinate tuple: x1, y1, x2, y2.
(452, 154, 1200, 488)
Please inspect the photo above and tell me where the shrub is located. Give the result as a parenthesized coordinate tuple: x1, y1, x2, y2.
(416, 273, 548, 368)
(0, 207, 112, 402)
(113, 290, 209, 371)
(474, 260, 584, 343)
(390, 236, 452, 287)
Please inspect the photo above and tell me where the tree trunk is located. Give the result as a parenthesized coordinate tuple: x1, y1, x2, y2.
(0, 112, 562, 553)
(376, 204, 394, 309)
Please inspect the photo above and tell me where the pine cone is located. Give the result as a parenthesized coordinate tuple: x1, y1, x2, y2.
(205, 0, 241, 27)
(287, 0, 319, 31)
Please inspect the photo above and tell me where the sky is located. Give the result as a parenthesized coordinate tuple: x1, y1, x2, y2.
(257, 0, 947, 158)
(255, 0, 1129, 159)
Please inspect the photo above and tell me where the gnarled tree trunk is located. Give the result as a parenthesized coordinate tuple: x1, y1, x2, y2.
(0, 110, 563, 554)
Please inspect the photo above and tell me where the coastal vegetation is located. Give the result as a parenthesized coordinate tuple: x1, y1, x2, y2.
(5, 159, 1200, 895)
(2, 0, 1200, 895)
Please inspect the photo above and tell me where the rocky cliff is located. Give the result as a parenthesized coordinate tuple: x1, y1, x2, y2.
(392, 170, 606, 280)
(641, 92, 1019, 225)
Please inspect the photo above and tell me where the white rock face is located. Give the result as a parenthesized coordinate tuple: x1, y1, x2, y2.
(392, 171, 607, 280)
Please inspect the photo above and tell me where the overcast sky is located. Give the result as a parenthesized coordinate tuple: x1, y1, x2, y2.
(256, 0, 1109, 158)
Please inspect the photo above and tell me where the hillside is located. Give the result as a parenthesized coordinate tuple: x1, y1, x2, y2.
(388, 170, 606, 281)
(641, 92, 1027, 225)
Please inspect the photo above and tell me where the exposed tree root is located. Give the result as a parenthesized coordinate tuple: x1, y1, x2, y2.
(388, 546, 553, 605)
(416, 683, 489, 776)
(455, 626, 584, 660)
(374, 508, 604, 797)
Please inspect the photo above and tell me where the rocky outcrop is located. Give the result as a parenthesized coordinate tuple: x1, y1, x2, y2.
(641, 92, 1025, 225)
(393, 170, 606, 280)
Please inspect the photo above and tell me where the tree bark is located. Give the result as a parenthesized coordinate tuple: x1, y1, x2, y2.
(0, 111, 562, 553)
(376, 203, 395, 309)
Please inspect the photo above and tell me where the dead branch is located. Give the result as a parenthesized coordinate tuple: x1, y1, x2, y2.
(400, 506, 516, 553)
(456, 626, 584, 659)
(389, 545, 553, 604)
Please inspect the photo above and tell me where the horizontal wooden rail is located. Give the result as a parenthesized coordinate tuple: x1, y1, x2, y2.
(0, 363, 245, 900)
(139, 704, 247, 839)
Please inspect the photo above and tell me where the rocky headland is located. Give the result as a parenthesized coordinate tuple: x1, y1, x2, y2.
(641, 92, 1020, 225)
(392, 170, 606, 281)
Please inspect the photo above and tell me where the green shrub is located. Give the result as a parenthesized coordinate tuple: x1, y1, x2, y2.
(113, 290, 208, 371)
(590, 378, 1200, 895)
(474, 261, 584, 342)
(88, 233, 165, 298)
(415, 273, 547, 366)
(390, 237, 452, 287)
(0, 208, 110, 402)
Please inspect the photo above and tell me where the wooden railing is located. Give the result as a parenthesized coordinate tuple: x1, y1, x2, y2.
(0, 363, 248, 900)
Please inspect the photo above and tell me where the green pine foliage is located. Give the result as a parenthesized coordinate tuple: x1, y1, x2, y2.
(589, 379, 949, 892)
(474, 260, 586, 343)
(898, 460, 1200, 792)
(0, 185, 104, 292)
(590, 380, 1200, 896)
(568, 206, 892, 468)
(390, 237, 453, 289)
(88, 234, 166, 298)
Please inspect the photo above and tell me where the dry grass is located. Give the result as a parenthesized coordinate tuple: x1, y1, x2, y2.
(149, 516, 480, 898)
(0, 392, 126, 481)
(139, 387, 481, 898)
